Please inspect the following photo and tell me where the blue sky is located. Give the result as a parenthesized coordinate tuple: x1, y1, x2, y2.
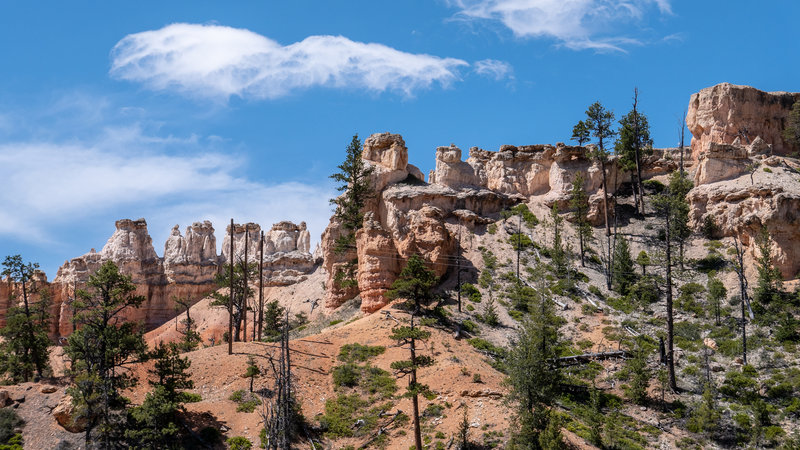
(1, 1, 799, 278)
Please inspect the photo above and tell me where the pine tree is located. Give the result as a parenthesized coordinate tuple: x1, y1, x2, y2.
(0, 255, 50, 382)
(244, 356, 260, 393)
(329, 134, 375, 289)
(65, 261, 147, 448)
(387, 256, 438, 450)
(173, 295, 200, 352)
(571, 120, 590, 146)
(707, 275, 726, 326)
(390, 316, 434, 450)
(753, 226, 784, 311)
(583, 101, 617, 289)
(458, 404, 470, 450)
(625, 338, 651, 405)
(615, 89, 652, 215)
(261, 300, 286, 338)
(652, 171, 692, 392)
(550, 204, 567, 277)
(126, 343, 198, 448)
(783, 101, 800, 149)
(611, 235, 636, 295)
(636, 250, 650, 275)
(570, 173, 593, 267)
(506, 263, 562, 447)
(211, 262, 255, 343)
(386, 254, 438, 312)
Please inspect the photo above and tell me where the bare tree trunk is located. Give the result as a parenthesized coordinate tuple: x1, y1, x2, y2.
(258, 231, 264, 340)
(229, 219, 234, 355)
(410, 315, 423, 450)
(600, 158, 612, 289)
(243, 227, 248, 343)
(665, 211, 677, 391)
(633, 88, 645, 215)
(733, 237, 748, 365)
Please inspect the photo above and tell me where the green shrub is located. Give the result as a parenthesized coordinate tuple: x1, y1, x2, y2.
(763, 167, 773, 173)
(461, 283, 482, 303)
(226, 436, 252, 450)
(228, 390, 245, 403)
(507, 233, 532, 249)
(0, 409, 23, 445)
(332, 363, 361, 388)
(467, 338, 505, 357)
(360, 365, 397, 398)
(462, 319, 480, 334)
(501, 204, 539, 227)
(487, 223, 497, 235)
(338, 343, 386, 362)
(329, 319, 343, 326)
(229, 389, 261, 413)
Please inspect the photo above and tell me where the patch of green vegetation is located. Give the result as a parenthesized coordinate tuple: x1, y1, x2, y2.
(763, 167, 773, 173)
(487, 223, 497, 235)
(462, 319, 480, 334)
(229, 389, 261, 413)
(329, 319, 343, 326)
(501, 203, 539, 227)
(461, 283, 482, 303)
(606, 296, 635, 314)
(338, 343, 386, 362)
(468, 338, 506, 358)
(507, 233, 532, 249)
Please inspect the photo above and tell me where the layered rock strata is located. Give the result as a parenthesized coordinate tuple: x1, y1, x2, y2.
(24, 218, 317, 337)
(687, 83, 800, 160)
(323, 133, 518, 313)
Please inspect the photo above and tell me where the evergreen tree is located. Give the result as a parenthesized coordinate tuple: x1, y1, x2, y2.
(571, 120, 590, 146)
(210, 262, 255, 343)
(625, 338, 651, 405)
(244, 356, 260, 393)
(570, 173, 592, 267)
(389, 316, 434, 450)
(261, 300, 286, 338)
(615, 89, 652, 214)
(329, 134, 375, 289)
(458, 404, 470, 450)
(506, 263, 562, 447)
(707, 275, 726, 326)
(386, 254, 438, 312)
(481, 294, 499, 327)
(611, 235, 636, 295)
(386, 256, 438, 450)
(667, 172, 693, 271)
(173, 295, 200, 352)
(126, 343, 198, 449)
(550, 204, 567, 276)
(687, 383, 720, 437)
(652, 171, 692, 392)
(583, 101, 617, 289)
(65, 261, 147, 448)
(753, 226, 784, 311)
(0, 255, 50, 382)
(635, 250, 650, 275)
(783, 101, 800, 149)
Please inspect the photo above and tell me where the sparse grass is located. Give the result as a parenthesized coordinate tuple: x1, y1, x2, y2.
(338, 343, 386, 362)
(229, 389, 261, 413)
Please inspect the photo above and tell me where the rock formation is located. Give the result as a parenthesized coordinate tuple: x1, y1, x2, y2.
(0, 217, 320, 338)
(687, 83, 800, 160)
(323, 133, 518, 313)
(323, 133, 688, 313)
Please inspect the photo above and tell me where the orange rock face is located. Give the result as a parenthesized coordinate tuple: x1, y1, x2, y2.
(687, 83, 800, 160)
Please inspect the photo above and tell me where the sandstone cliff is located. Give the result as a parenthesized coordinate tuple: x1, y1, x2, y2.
(322, 133, 685, 313)
(19, 218, 318, 338)
(687, 83, 800, 160)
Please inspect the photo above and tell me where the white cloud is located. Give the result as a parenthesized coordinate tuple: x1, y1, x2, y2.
(110, 23, 469, 100)
(448, 0, 672, 51)
(0, 129, 335, 256)
(474, 59, 514, 80)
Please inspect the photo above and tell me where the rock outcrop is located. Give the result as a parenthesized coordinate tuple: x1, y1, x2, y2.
(37, 218, 316, 337)
(688, 151, 800, 279)
(687, 83, 800, 160)
(323, 133, 518, 312)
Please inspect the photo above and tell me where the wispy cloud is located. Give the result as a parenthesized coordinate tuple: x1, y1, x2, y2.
(0, 105, 334, 256)
(447, 0, 672, 51)
(110, 23, 469, 100)
(474, 59, 514, 80)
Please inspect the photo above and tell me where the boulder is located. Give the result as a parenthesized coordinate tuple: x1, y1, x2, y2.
(53, 395, 86, 433)
(693, 142, 750, 186)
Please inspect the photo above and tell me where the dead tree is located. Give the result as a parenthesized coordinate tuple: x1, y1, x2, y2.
(229, 218, 234, 355)
(262, 311, 294, 449)
(257, 230, 265, 340)
(730, 237, 749, 365)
